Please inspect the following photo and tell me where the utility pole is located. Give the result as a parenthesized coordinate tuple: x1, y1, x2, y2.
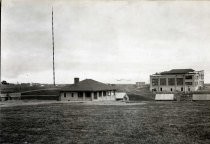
(0, 0, 2, 92)
(52, 6, 55, 86)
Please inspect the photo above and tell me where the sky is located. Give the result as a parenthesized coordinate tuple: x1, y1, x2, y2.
(1, 0, 210, 84)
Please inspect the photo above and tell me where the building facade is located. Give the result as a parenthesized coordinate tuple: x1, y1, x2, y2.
(59, 78, 116, 101)
(136, 82, 146, 88)
(150, 69, 204, 92)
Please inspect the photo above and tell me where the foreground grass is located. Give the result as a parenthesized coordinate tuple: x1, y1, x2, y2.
(0, 101, 210, 144)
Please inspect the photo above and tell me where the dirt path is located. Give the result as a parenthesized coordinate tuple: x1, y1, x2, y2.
(0, 100, 146, 107)
(84, 101, 146, 105)
(0, 100, 60, 108)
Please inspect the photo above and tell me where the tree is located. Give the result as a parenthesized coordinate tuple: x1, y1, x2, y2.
(1, 80, 9, 85)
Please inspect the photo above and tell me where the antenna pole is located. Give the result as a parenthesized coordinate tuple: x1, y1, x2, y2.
(0, 0, 2, 91)
(52, 6, 55, 86)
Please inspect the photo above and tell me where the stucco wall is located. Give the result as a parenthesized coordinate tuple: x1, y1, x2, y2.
(60, 91, 116, 101)
(150, 74, 201, 92)
(60, 92, 79, 101)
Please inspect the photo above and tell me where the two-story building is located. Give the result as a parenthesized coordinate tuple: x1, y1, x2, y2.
(150, 69, 204, 92)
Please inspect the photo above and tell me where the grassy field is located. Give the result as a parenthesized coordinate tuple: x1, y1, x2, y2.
(1, 101, 210, 144)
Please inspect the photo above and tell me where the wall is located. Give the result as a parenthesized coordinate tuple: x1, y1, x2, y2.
(8, 93, 21, 100)
(95, 91, 116, 101)
(0, 94, 8, 101)
(193, 94, 210, 100)
(60, 92, 78, 101)
(150, 74, 200, 92)
(155, 94, 174, 100)
(136, 82, 146, 87)
(60, 91, 116, 101)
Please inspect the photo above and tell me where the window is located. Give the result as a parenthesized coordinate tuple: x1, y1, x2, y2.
(160, 78, 166, 86)
(185, 82, 192, 85)
(181, 87, 183, 91)
(177, 78, 183, 85)
(78, 92, 83, 98)
(94, 92, 97, 99)
(188, 88, 190, 91)
(185, 75, 192, 79)
(160, 88, 162, 91)
(71, 93, 74, 97)
(64, 93, 66, 97)
(86, 92, 91, 98)
(201, 73, 204, 79)
(168, 78, 175, 86)
(171, 88, 173, 92)
(152, 78, 158, 86)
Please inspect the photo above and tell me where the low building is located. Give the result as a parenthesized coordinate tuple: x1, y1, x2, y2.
(21, 83, 30, 87)
(155, 94, 174, 101)
(136, 82, 146, 88)
(59, 78, 116, 101)
(0, 94, 8, 101)
(193, 93, 210, 101)
(8, 93, 21, 100)
(150, 69, 204, 92)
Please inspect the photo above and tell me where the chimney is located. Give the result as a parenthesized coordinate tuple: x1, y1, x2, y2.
(74, 77, 79, 85)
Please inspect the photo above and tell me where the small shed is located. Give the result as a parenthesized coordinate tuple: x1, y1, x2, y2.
(115, 92, 129, 101)
(155, 94, 174, 101)
(192, 94, 210, 100)
(8, 93, 21, 100)
(0, 94, 8, 101)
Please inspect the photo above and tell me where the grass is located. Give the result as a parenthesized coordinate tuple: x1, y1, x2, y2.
(21, 89, 60, 95)
(127, 93, 154, 101)
(1, 101, 210, 144)
(0, 85, 52, 94)
(116, 84, 155, 101)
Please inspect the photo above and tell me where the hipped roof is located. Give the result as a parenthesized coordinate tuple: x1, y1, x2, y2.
(160, 69, 195, 75)
(60, 79, 116, 92)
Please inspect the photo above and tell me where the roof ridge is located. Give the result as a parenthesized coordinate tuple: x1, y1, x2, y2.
(86, 79, 94, 91)
(60, 78, 115, 91)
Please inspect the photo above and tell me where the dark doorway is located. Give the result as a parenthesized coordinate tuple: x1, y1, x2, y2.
(86, 92, 91, 100)
(94, 92, 97, 99)
(99, 91, 102, 97)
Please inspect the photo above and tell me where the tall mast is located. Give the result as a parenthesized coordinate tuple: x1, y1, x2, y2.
(0, 0, 2, 89)
(0, 0, 1, 89)
(52, 6, 55, 86)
